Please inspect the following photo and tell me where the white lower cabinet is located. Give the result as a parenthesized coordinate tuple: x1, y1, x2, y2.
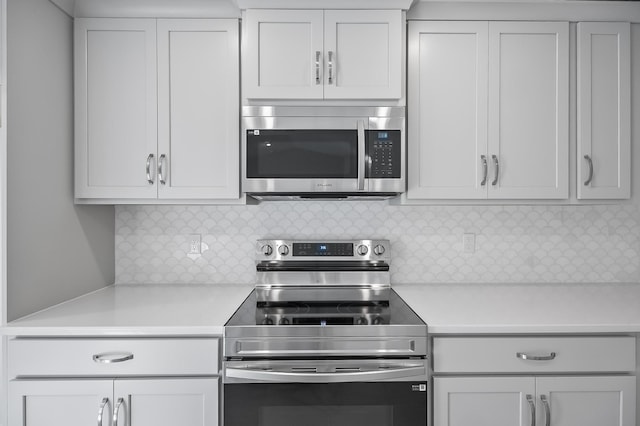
(434, 375, 635, 426)
(7, 337, 220, 426)
(432, 336, 636, 426)
(9, 378, 219, 426)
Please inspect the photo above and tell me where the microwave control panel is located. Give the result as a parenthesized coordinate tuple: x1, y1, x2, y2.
(366, 130, 401, 178)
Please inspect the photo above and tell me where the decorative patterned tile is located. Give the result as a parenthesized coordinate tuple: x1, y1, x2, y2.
(115, 203, 640, 284)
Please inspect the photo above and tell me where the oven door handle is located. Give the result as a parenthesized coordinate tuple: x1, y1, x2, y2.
(225, 365, 425, 383)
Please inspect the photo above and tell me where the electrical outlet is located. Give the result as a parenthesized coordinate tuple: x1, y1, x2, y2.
(463, 233, 475, 254)
(189, 234, 201, 254)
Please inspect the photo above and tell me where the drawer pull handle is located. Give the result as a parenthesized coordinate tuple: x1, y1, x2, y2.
(516, 352, 556, 361)
(92, 352, 134, 364)
(97, 397, 109, 426)
(541, 394, 551, 426)
(113, 397, 125, 426)
(526, 394, 535, 426)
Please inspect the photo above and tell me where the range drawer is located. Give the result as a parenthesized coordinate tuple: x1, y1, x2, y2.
(8, 337, 219, 378)
(433, 336, 636, 373)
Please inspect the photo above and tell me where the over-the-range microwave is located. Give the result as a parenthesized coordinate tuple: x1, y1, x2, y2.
(242, 106, 405, 201)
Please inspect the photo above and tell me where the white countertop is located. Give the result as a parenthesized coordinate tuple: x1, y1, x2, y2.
(395, 282, 640, 334)
(2, 284, 254, 336)
(3, 282, 640, 336)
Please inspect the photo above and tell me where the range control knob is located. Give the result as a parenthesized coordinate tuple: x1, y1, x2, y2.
(261, 244, 273, 256)
(261, 317, 274, 325)
(356, 316, 369, 325)
(278, 245, 290, 256)
(372, 316, 384, 325)
(356, 244, 369, 256)
(373, 244, 386, 256)
(279, 317, 290, 325)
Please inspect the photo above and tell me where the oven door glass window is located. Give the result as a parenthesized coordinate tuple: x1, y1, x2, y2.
(246, 130, 358, 178)
(225, 382, 426, 426)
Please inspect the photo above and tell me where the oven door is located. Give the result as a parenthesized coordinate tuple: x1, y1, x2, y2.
(224, 359, 427, 426)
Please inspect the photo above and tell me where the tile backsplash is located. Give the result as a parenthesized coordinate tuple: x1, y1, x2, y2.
(115, 202, 640, 284)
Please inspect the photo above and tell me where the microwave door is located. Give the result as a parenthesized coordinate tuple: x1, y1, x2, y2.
(243, 118, 368, 194)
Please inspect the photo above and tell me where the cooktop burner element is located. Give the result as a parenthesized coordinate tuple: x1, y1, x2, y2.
(224, 239, 427, 360)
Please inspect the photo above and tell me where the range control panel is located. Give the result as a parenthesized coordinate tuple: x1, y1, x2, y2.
(367, 130, 401, 178)
(256, 239, 390, 262)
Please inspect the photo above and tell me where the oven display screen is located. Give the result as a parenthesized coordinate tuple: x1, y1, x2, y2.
(293, 243, 354, 257)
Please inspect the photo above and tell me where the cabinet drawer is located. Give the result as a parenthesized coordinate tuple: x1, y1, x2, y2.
(8, 337, 219, 378)
(433, 336, 635, 373)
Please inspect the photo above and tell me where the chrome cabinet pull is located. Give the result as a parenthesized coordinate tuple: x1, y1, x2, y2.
(526, 394, 536, 426)
(158, 154, 167, 185)
(315, 51, 321, 84)
(584, 154, 594, 186)
(357, 120, 365, 191)
(328, 51, 334, 85)
(146, 154, 155, 184)
(92, 352, 134, 364)
(541, 395, 551, 426)
(516, 352, 556, 361)
(480, 155, 488, 186)
(97, 397, 109, 426)
(113, 398, 125, 426)
(491, 154, 499, 186)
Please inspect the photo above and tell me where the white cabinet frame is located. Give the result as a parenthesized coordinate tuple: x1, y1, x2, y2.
(577, 22, 631, 200)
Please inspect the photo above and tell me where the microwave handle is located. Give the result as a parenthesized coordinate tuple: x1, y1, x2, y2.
(357, 120, 365, 191)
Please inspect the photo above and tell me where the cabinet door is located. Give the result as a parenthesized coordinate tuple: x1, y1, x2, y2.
(407, 21, 488, 199)
(9, 379, 113, 426)
(75, 19, 158, 199)
(577, 22, 631, 200)
(157, 19, 239, 199)
(488, 22, 569, 199)
(114, 378, 219, 426)
(433, 377, 535, 426)
(536, 376, 636, 426)
(323, 10, 402, 99)
(243, 9, 323, 99)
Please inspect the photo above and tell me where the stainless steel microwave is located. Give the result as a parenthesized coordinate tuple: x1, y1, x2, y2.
(242, 106, 405, 200)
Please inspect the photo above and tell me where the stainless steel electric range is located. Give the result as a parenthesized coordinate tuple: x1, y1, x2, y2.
(223, 239, 428, 426)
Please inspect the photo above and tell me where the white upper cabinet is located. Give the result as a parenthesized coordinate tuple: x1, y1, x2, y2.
(488, 22, 569, 200)
(407, 21, 489, 199)
(157, 19, 240, 200)
(407, 21, 569, 200)
(75, 18, 240, 202)
(75, 19, 158, 200)
(577, 22, 631, 200)
(243, 9, 402, 100)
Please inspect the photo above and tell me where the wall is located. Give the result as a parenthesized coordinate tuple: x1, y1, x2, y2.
(6, 0, 114, 321)
(116, 203, 640, 284)
(116, 21, 640, 287)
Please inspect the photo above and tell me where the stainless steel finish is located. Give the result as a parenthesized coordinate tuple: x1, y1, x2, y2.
(146, 153, 154, 184)
(526, 394, 536, 426)
(315, 51, 321, 84)
(113, 398, 124, 426)
(328, 51, 334, 84)
(97, 397, 109, 426)
(158, 154, 166, 185)
(226, 336, 426, 359)
(92, 353, 134, 364)
(584, 154, 594, 186)
(225, 359, 427, 384)
(254, 284, 390, 304)
(257, 239, 390, 263)
(492, 154, 499, 186)
(516, 352, 557, 361)
(541, 394, 551, 426)
(357, 120, 365, 190)
(241, 106, 405, 198)
(480, 155, 488, 186)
